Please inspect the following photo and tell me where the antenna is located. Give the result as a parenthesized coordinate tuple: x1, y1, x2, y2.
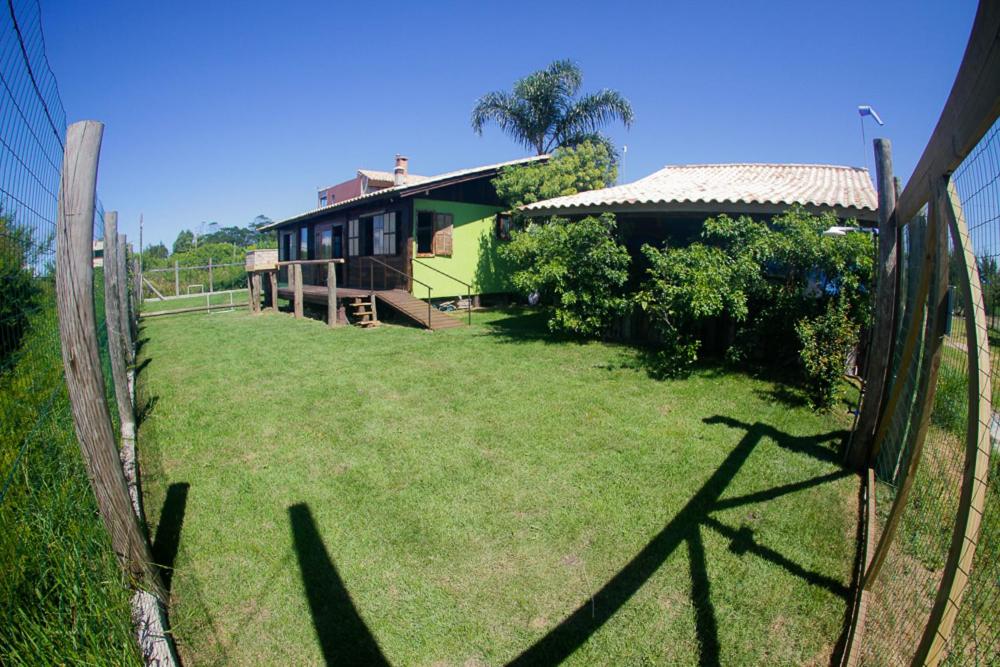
(621, 144, 627, 185)
(857, 105, 885, 173)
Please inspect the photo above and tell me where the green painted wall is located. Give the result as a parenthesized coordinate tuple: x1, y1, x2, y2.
(410, 198, 511, 298)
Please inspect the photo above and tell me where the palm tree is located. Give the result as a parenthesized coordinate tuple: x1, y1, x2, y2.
(471, 60, 634, 156)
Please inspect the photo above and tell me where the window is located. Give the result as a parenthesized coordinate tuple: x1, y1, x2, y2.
(348, 218, 359, 256)
(319, 193, 328, 207)
(416, 211, 434, 255)
(416, 210, 453, 256)
(299, 226, 309, 258)
(318, 227, 332, 259)
(496, 213, 513, 241)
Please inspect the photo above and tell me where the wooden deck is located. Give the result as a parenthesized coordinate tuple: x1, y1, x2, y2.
(276, 286, 464, 330)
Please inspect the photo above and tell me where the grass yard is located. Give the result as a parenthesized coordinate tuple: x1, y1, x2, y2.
(138, 307, 859, 666)
(140, 290, 249, 314)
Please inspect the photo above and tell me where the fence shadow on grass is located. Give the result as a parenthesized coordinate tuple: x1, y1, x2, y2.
(152, 482, 189, 592)
(288, 503, 389, 666)
(506, 417, 850, 667)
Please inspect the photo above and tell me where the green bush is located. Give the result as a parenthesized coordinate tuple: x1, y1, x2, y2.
(500, 214, 631, 336)
(795, 302, 858, 410)
(492, 140, 616, 211)
(0, 214, 41, 367)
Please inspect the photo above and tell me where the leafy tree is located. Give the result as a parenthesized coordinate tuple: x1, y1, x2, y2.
(144, 243, 168, 260)
(500, 214, 630, 336)
(173, 229, 194, 254)
(0, 210, 40, 364)
(472, 60, 633, 156)
(493, 140, 617, 211)
(639, 207, 875, 407)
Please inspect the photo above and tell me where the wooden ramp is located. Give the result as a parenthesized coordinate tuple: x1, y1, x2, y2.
(376, 289, 464, 330)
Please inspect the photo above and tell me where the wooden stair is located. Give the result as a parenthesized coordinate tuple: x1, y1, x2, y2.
(375, 289, 465, 330)
(348, 296, 379, 327)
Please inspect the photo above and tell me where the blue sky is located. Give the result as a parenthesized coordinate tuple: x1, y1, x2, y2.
(43, 0, 977, 248)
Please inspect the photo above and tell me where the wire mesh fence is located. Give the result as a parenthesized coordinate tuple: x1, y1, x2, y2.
(853, 118, 999, 666)
(0, 0, 139, 663)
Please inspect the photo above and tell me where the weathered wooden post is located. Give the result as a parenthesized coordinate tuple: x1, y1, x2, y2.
(327, 261, 338, 327)
(252, 273, 263, 315)
(848, 138, 899, 468)
(269, 270, 278, 313)
(55, 121, 164, 599)
(174, 260, 180, 297)
(117, 234, 134, 364)
(293, 263, 304, 319)
(208, 257, 214, 294)
(104, 214, 135, 439)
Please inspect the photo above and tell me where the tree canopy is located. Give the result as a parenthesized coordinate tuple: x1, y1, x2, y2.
(471, 60, 633, 156)
(493, 140, 617, 211)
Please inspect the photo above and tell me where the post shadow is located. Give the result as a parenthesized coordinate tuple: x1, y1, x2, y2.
(288, 503, 389, 667)
(152, 482, 189, 592)
(507, 418, 850, 666)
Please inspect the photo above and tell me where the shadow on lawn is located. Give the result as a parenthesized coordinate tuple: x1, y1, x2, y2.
(506, 417, 851, 667)
(153, 482, 189, 592)
(288, 503, 389, 666)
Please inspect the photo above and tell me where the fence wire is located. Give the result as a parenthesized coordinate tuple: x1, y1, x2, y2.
(0, 0, 139, 663)
(858, 119, 1000, 666)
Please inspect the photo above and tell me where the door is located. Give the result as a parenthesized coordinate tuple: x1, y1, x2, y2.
(332, 223, 345, 284)
(315, 224, 333, 285)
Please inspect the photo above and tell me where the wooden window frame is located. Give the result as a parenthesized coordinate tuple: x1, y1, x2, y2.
(416, 210, 435, 257)
(348, 218, 359, 256)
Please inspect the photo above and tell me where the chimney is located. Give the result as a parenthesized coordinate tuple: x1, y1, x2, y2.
(394, 154, 408, 186)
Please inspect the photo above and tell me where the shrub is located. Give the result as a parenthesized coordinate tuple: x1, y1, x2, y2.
(0, 212, 41, 367)
(795, 302, 858, 410)
(500, 214, 630, 336)
(492, 140, 616, 212)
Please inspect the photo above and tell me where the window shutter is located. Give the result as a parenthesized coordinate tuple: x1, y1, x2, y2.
(434, 213, 453, 257)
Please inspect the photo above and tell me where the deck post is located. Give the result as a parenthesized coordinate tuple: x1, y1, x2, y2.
(293, 264, 303, 319)
(269, 270, 278, 313)
(252, 273, 262, 315)
(246, 274, 253, 312)
(327, 261, 338, 327)
(55, 121, 165, 599)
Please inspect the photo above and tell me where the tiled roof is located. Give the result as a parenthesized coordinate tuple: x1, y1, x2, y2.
(522, 163, 878, 217)
(265, 155, 548, 230)
(356, 169, 430, 186)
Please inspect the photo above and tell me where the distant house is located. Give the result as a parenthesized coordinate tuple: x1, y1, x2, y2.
(522, 163, 878, 269)
(262, 154, 546, 325)
(316, 156, 430, 208)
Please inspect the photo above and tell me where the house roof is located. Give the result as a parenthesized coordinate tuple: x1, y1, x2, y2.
(265, 155, 548, 230)
(356, 169, 430, 186)
(521, 163, 878, 219)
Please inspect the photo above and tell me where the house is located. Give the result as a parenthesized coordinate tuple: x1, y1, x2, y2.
(262, 154, 546, 327)
(521, 163, 878, 274)
(316, 156, 430, 208)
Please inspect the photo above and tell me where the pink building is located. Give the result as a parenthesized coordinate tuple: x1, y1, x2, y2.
(317, 155, 428, 208)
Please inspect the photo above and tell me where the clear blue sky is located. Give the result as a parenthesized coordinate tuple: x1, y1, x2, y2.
(42, 0, 978, 248)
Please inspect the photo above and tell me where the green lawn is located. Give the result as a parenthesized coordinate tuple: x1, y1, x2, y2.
(140, 290, 249, 314)
(138, 308, 859, 666)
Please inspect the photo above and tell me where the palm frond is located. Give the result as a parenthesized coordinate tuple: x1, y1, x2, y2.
(556, 89, 635, 140)
(471, 91, 538, 151)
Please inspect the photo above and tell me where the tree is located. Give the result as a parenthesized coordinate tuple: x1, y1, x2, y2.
(173, 229, 194, 254)
(471, 60, 633, 156)
(500, 214, 631, 336)
(493, 140, 617, 211)
(0, 209, 39, 363)
(639, 207, 875, 407)
(144, 243, 168, 260)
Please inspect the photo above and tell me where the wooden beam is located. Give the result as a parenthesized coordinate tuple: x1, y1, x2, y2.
(293, 264, 303, 319)
(850, 138, 899, 468)
(327, 261, 338, 328)
(117, 234, 134, 364)
(913, 178, 994, 665)
(895, 1, 1000, 225)
(55, 121, 164, 599)
(269, 270, 278, 313)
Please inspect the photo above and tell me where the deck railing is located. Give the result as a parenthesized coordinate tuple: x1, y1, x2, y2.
(412, 258, 473, 326)
(362, 256, 435, 326)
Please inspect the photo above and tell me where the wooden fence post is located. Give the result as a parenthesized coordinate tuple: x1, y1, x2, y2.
(327, 261, 337, 327)
(117, 234, 134, 364)
(269, 270, 278, 313)
(849, 138, 899, 468)
(252, 273, 262, 315)
(174, 260, 179, 297)
(294, 264, 303, 319)
(208, 257, 214, 294)
(104, 215, 136, 443)
(55, 121, 164, 599)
